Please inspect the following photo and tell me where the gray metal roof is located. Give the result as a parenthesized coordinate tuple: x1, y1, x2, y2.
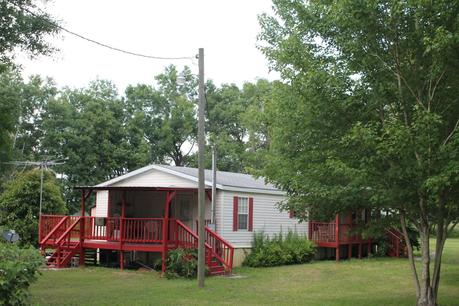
(158, 165, 279, 191)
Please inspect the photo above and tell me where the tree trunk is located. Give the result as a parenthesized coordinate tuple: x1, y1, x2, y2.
(417, 226, 437, 306)
(400, 214, 420, 297)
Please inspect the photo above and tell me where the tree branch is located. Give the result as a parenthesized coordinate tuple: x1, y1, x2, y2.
(442, 119, 459, 146)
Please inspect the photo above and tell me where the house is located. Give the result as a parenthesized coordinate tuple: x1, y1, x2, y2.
(39, 164, 305, 274)
(39, 165, 402, 274)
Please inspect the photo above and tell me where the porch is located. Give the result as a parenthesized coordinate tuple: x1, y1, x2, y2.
(308, 213, 373, 260)
(39, 187, 234, 275)
(308, 212, 405, 260)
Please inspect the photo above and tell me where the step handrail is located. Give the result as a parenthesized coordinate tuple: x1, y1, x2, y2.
(55, 217, 82, 246)
(175, 220, 212, 249)
(40, 216, 69, 245)
(205, 226, 234, 273)
(175, 220, 213, 262)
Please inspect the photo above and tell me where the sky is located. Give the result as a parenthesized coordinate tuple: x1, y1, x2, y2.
(17, 0, 279, 92)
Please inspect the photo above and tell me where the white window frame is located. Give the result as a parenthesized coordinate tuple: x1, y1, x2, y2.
(237, 197, 249, 230)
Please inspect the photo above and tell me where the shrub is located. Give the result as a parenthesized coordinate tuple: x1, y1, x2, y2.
(164, 248, 200, 279)
(0, 242, 43, 306)
(243, 231, 315, 267)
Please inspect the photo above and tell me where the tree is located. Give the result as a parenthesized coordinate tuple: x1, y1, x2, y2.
(0, 169, 67, 246)
(0, 0, 58, 68)
(259, 1, 459, 305)
(0, 69, 22, 178)
(0, 0, 58, 180)
(203, 81, 247, 172)
(41, 80, 149, 212)
(125, 65, 198, 166)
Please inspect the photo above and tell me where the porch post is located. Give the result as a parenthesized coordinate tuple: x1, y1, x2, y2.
(358, 243, 362, 259)
(348, 244, 352, 259)
(335, 214, 340, 261)
(79, 189, 86, 266)
(161, 190, 176, 273)
(120, 190, 126, 270)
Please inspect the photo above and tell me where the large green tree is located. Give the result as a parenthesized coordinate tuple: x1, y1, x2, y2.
(259, 1, 459, 305)
(0, 169, 67, 246)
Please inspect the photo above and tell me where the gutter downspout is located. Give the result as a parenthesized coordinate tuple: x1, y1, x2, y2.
(211, 146, 217, 230)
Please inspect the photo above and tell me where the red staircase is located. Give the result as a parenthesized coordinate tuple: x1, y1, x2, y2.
(386, 228, 407, 258)
(175, 220, 233, 276)
(41, 216, 82, 268)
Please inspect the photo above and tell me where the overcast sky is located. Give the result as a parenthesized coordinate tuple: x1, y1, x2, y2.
(17, 0, 279, 92)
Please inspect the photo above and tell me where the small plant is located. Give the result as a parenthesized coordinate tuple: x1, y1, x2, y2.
(243, 230, 315, 267)
(0, 242, 43, 306)
(164, 248, 199, 279)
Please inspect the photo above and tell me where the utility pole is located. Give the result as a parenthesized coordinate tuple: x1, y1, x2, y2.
(197, 47, 206, 288)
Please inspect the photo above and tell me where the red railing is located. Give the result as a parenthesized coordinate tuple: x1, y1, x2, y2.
(124, 218, 163, 243)
(83, 217, 121, 241)
(310, 221, 336, 243)
(175, 219, 199, 249)
(40, 215, 81, 245)
(55, 217, 82, 248)
(205, 226, 234, 273)
(40, 215, 66, 242)
(386, 228, 404, 257)
(175, 220, 213, 267)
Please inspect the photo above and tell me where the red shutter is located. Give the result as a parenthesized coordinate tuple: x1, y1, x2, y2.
(233, 196, 238, 231)
(248, 197, 254, 232)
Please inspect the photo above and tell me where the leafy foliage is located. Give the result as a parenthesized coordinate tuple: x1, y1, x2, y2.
(0, 0, 59, 68)
(243, 231, 315, 267)
(0, 169, 67, 246)
(164, 248, 200, 279)
(0, 242, 43, 306)
(258, 1, 459, 304)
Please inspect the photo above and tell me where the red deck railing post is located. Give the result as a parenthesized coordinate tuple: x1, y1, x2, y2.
(79, 189, 87, 267)
(120, 191, 126, 270)
(161, 191, 176, 273)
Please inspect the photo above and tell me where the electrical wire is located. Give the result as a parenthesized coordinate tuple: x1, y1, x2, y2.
(7, 0, 195, 61)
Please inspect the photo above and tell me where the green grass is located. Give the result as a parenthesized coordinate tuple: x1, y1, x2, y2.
(30, 239, 459, 306)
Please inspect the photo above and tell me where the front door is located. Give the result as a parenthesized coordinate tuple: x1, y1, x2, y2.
(175, 194, 193, 229)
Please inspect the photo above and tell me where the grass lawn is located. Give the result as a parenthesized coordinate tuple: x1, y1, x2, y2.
(30, 239, 459, 306)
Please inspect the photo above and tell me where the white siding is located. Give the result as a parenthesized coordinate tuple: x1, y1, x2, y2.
(111, 168, 198, 188)
(95, 190, 108, 217)
(219, 190, 308, 248)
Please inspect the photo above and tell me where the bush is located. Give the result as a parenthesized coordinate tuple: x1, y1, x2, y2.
(243, 231, 316, 267)
(0, 242, 43, 306)
(164, 248, 200, 279)
(0, 169, 67, 246)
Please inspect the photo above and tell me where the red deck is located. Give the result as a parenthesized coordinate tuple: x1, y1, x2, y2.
(39, 214, 234, 275)
(308, 213, 373, 260)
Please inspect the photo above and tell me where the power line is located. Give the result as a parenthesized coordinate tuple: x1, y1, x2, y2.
(8, 0, 194, 61)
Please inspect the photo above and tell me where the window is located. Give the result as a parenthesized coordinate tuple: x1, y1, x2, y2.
(237, 197, 248, 230)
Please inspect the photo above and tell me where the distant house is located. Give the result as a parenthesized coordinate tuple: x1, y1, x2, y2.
(39, 164, 305, 274)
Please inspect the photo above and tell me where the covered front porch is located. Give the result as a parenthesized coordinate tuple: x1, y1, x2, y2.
(39, 187, 233, 275)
